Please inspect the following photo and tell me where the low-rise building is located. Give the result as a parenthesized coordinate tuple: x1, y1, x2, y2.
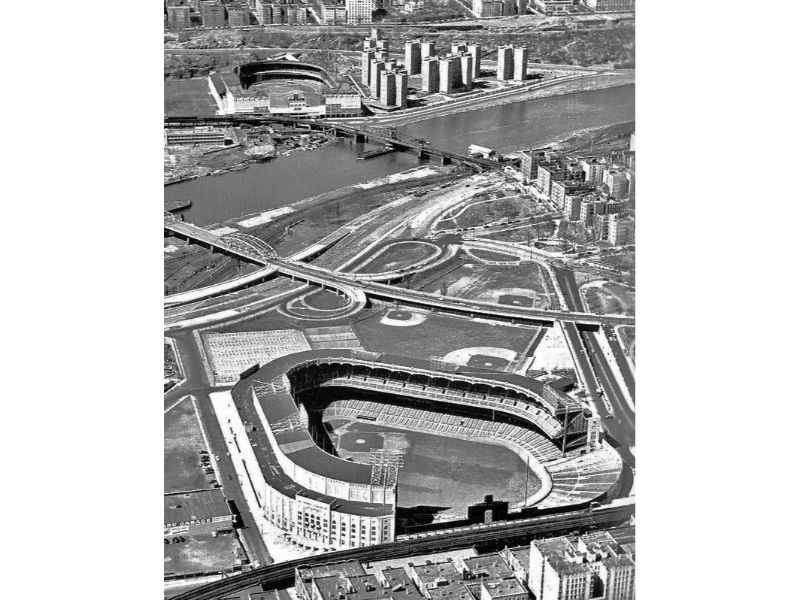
(166, 5, 191, 29)
(164, 489, 235, 536)
(460, 554, 516, 581)
(500, 546, 530, 584)
(411, 561, 462, 599)
(200, 0, 226, 27)
(607, 214, 634, 246)
(479, 579, 527, 600)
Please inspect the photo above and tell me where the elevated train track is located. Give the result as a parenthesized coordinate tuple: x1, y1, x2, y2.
(170, 500, 634, 600)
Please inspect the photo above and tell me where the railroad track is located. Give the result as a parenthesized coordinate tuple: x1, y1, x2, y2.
(170, 502, 633, 600)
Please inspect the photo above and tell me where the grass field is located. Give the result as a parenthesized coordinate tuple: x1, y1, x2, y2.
(354, 241, 439, 274)
(583, 282, 635, 316)
(452, 197, 531, 230)
(414, 262, 556, 309)
(164, 78, 218, 117)
(353, 309, 534, 361)
(468, 248, 521, 263)
(164, 532, 242, 576)
(618, 326, 636, 363)
(301, 289, 350, 310)
(482, 221, 557, 243)
(165, 397, 212, 493)
(325, 418, 541, 519)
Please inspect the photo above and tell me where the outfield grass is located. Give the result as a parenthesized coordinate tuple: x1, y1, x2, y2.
(164, 397, 212, 493)
(325, 419, 541, 517)
(353, 309, 534, 360)
(164, 78, 218, 117)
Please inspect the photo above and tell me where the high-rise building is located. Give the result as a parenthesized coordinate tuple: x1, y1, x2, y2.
(529, 530, 635, 600)
(421, 56, 440, 93)
(404, 40, 422, 75)
(370, 60, 387, 98)
(513, 46, 528, 82)
(603, 168, 630, 199)
(497, 45, 514, 81)
(321, 3, 347, 24)
(451, 42, 468, 55)
(552, 181, 595, 216)
(460, 53, 474, 90)
(585, 0, 635, 12)
(227, 4, 250, 27)
(167, 5, 191, 29)
(395, 70, 408, 108)
(361, 51, 375, 86)
(607, 214, 634, 246)
(379, 70, 397, 107)
(537, 163, 565, 198)
(467, 44, 481, 78)
(346, 0, 374, 24)
(270, 3, 284, 24)
(420, 41, 436, 60)
(439, 55, 461, 94)
(285, 5, 298, 24)
(200, 1, 226, 27)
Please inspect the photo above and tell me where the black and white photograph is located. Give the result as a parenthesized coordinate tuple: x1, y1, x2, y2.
(4, 3, 797, 599)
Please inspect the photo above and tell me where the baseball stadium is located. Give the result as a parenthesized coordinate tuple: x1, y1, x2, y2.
(224, 348, 622, 552)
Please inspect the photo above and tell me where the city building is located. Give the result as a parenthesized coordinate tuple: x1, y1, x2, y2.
(467, 44, 481, 78)
(405, 40, 422, 75)
(321, 3, 348, 24)
(460, 53, 474, 90)
(496, 46, 514, 81)
(227, 4, 250, 27)
(460, 554, 516, 581)
(422, 56, 440, 93)
(520, 149, 547, 181)
(536, 163, 566, 198)
(411, 561, 462, 598)
(346, 0, 374, 24)
(607, 214, 634, 246)
(200, 0, 226, 27)
(499, 546, 531, 584)
(479, 579, 527, 600)
(165, 126, 229, 146)
(254, 0, 272, 23)
(164, 490, 235, 536)
(580, 158, 606, 186)
(421, 41, 436, 60)
(584, 0, 635, 12)
(551, 181, 595, 217)
(439, 55, 462, 94)
(513, 46, 528, 82)
(370, 60, 388, 98)
(166, 5, 191, 29)
(396, 70, 409, 108)
(429, 583, 475, 600)
(602, 168, 630, 199)
(532, 0, 573, 15)
(451, 42, 468, 55)
(379, 70, 397, 107)
(361, 50, 375, 86)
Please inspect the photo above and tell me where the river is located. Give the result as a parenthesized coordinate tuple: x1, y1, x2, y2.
(165, 84, 634, 226)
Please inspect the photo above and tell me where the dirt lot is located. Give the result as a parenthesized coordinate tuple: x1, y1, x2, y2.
(582, 281, 634, 316)
(164, 532, 243, 577)
(165, 397, 213, 493)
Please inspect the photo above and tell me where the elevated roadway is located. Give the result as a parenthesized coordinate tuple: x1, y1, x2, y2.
(165, 214, 634, 328)
(169, 500, 634, 600)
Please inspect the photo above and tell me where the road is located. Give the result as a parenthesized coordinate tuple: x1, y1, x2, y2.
(165, 333, 273, 567)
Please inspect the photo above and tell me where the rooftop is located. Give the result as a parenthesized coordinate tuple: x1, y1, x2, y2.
(412, 561, 460, 585)
(299, 560, 366, 581)
(461, 555, 514, 580)
(429, 583, 475, 600)
(480, 578, 526, 599)
(164, 489, 230, 526)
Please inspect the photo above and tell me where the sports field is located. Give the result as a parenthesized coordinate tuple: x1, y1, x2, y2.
(352, 309, 534, 362)
(324, 417, 542, 520)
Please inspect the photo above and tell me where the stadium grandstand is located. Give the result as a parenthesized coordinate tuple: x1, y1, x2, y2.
(224, 349, 622, 551)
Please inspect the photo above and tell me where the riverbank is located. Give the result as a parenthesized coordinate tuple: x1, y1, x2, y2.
(376, 73, 634, 128)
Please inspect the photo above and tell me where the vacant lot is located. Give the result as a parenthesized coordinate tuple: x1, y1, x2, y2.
(165, 397, 212, 493)
(164, 532, 243, 576)
(583, 282, 634, 316)
(618, 326, 635, 363)
(164, 77, 218, 117)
